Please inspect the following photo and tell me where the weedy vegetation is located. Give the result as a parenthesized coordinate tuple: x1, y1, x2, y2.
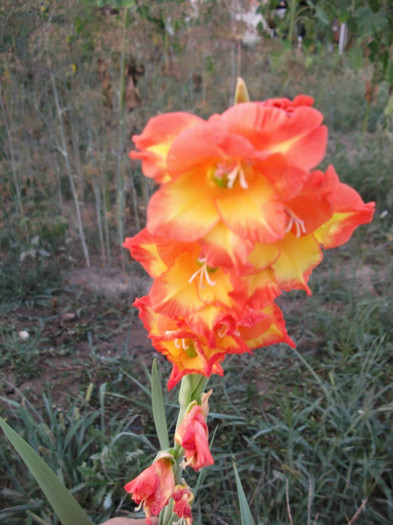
(0, 1, 392, 524)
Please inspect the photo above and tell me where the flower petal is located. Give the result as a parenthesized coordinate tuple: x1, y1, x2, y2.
(123, 229, 167, 278)
(200, 222, 254, 271)
(247, 242, 280, 272)
(124, 457, 175, 521)
(215, 174, 287, 243)
(147, 171, 220, 241)
(173, 483, 193, 524)
(167, 120, 260, 179)
(239, 303, 294, 349)
(175, 404, 214, 471)
(166, 344, 225, 390)
(149, 249, 234, 318)
(284, 170, 333, 235)
(272, 233, 323, 294)
(237, 268, 281, 310)
(131, 112, 204, 183)
(261, 94, 315, 109)
(220, 101, 327, 172)
(313, 165, 375, 248)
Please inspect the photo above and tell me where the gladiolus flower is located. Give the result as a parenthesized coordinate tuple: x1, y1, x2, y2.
(175, 392, 214, 471)
(125, 91, 374, 389)
(143, 98, 327, 248)
(122, 85, 375, 525)
(146, 149, 288, 246)
(148, 245, 234, 319)
(124, 455, 175, 524)
(173, 482, 194, 524)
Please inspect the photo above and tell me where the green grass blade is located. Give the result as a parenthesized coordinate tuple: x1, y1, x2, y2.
(151, 359, 170, 450)
(233, 461, 256, 525)
(0, 417, 93, 525)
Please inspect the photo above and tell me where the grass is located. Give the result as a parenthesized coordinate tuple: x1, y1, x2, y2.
(1, 2, 393, 524)
(0, 384, 157, 524)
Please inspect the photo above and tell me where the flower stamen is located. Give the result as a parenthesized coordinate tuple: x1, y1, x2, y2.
(226, 162, 248, 189)
(285, 208, 306, 237)
(217, 324, 227, 338)
(188, 257, 216, 288)
(165, 332, 183, 349)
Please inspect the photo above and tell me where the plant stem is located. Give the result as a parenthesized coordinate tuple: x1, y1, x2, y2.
(175, 374, 208, 433)
(0, 88, 24, 217)
(159, 499, 174, 525)
(287, 0, 297, 45)
(129, 168, 141, 232)
(116, 7, 130, 266)
(49, 62, 90, 267)
(93, 174, 106, 262)
(157, 374, 209, 524)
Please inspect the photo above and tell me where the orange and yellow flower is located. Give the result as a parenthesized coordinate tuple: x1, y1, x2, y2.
(124, 455, 175, 524)
(123, 89, 375, 521)
(125, 92, 375, 389)
(143, 98, 327, 248)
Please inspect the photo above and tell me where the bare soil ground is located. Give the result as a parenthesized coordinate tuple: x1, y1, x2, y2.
(0, 264, 153, 408)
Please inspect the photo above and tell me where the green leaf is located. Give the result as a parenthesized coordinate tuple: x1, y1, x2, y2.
(355, 6, 388, 38)
(315, 6, 329, 27)
(348, 44, 364, 71)
(385, 59, 393, 85)
(384, 93, 393, 116)
(338, 11, 349, 24)
(151, 360, 170, 450)
(0, 417, 93, 525)
(233, 461, 256, 525)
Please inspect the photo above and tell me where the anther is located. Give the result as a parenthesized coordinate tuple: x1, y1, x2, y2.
(227, 163, 248, 189)
(285, 208, 306, 237)
(188, 257, 216, 288)
(217, 324, 227, 338)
